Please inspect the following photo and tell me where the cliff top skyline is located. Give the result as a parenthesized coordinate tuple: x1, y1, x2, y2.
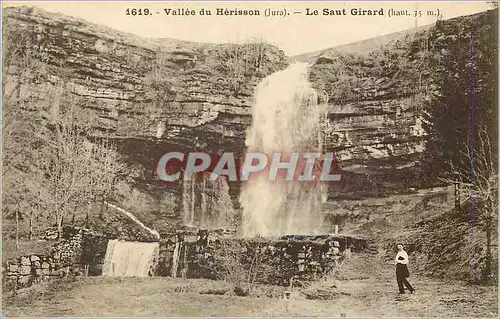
(2, 1, 492, 55)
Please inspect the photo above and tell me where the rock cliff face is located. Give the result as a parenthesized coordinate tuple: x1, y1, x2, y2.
(4, 6, 496, 232)
(307, 34, 431, 196)
(4, 6, 288, 230)
(305, 9, 496, 197)
(5, 6, 288, 144)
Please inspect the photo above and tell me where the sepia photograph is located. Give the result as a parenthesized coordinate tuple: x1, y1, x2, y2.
(1, 1, 498, 317)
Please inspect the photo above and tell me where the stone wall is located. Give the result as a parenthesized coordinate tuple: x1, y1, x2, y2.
(3, 225, 374, 289)
(3, 254, 66, 291)
(2, 226, 109, 291)
(157, 229, 375, 286)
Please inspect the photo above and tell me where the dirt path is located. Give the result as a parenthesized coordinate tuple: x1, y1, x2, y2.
(3, 273, 497, 318)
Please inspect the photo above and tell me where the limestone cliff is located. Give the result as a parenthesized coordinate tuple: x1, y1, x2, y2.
(306, 30, 431, 196)
(306, 9, 497, 197)
(3, 6, 288, 231)
(4, 6, 288, 144)
(3, 6, 496, 233)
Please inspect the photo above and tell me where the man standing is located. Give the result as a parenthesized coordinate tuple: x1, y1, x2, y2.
(395, 243, 415, 294)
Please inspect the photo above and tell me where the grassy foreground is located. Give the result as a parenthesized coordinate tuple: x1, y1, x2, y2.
(3, 261, 497, 318)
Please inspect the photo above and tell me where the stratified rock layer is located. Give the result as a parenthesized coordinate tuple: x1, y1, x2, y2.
(4, 6, 288, 230)
(306, 9, 496, 197)
(3, 6, 496, 232)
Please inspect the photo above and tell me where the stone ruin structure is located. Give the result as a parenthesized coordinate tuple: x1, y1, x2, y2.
(158, 229, 375, 286)
(2, 226, 108, 291)
(2, 225, 376, 292)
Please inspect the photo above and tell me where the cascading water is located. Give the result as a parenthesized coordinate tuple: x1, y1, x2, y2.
(170, 241, 182, 278)
(100, 203, 160, 277)
(182, 177, 196, 226)
(102, 240, 160, 277)
(240, 62, 328, 237)
(182, 173, 235, 229)
(104, 201, 160, 240)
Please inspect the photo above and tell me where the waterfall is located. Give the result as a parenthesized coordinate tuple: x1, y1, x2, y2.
(182, 177, 196, 227)
(239, 62, 328, 237)
(102, 240, 160, 277)
(190, 177, 196, 224)
(104, 202, 160, 240)
(170, 241, 182, 278)
(181, 174, 235, 229)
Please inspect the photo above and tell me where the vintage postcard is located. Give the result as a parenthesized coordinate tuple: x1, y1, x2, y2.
(1, 0, 498, 317)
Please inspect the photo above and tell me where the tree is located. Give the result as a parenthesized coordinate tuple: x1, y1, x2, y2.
(3, 13, 126, 240)
(2, 19, 47, 177)
(423, 10, 498, 281)
(214, 41, 268, 96)
(210, 238, 269, 293)
(423, 10, 497, 182)
(2, 18, 50, 243)
(83, 138, 126, 226)
(35, 100, 125, 236)
(440, 128, 498, 280)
